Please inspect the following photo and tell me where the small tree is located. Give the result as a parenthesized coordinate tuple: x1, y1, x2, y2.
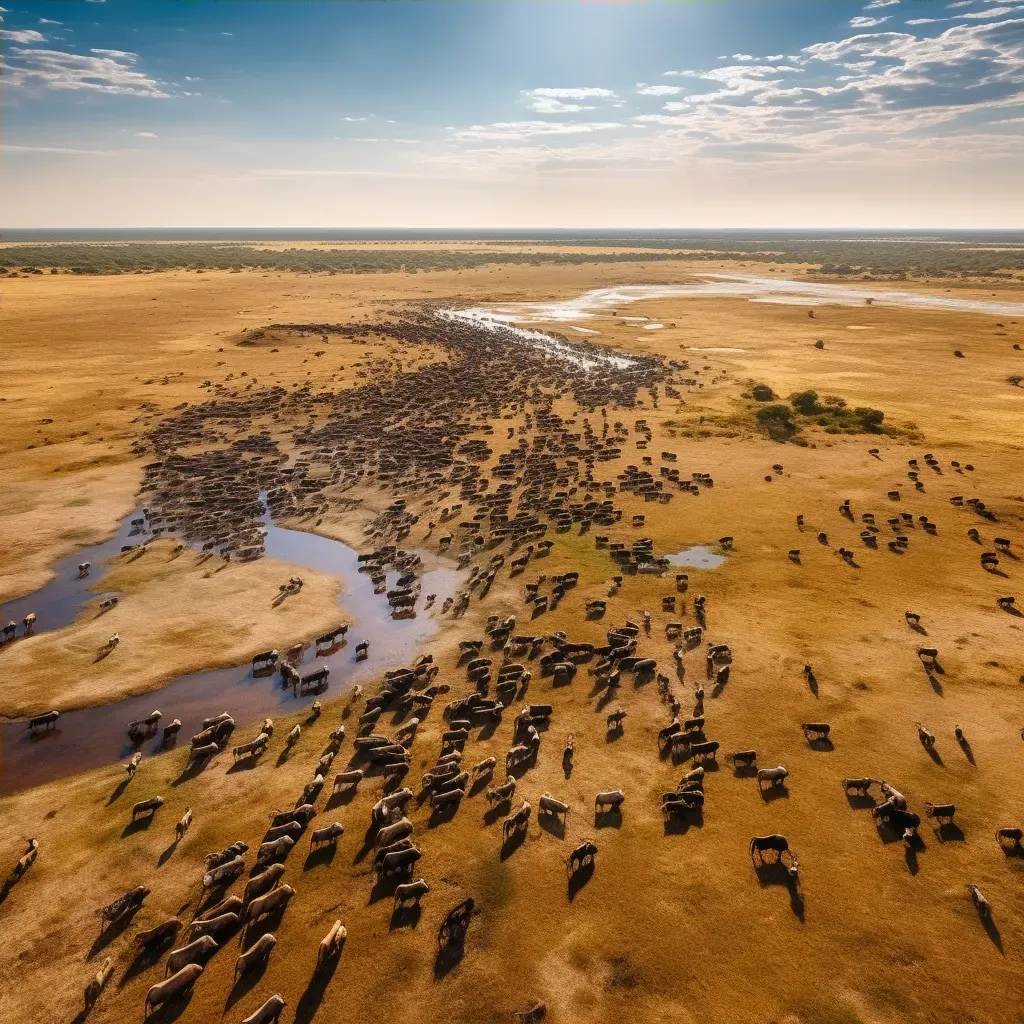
(752, 384, 776, 402)
(789, 390, 823, 416)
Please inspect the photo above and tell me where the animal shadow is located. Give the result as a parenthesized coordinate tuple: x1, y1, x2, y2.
(158, 837, 181, 867)
(980, 914, 1004, 954)
(845, 793, 876, 811)
(958, 738, 976, 765)
(294, 956, 340, 1024)
(538, 813, 565, 840)
(567, 861, 595, 901)
(107, 779, 131, 806)
(145, 991, 196, 1024)
(760, 784, 789, 804)
(483, 801, 510, 827)
(924, 745, 944, 766)
(594, 808, 622, 830)
(936, 822, 965, 843)
(663, 810, 703, 835)
(304, 845, 337, 871)
(390, 902, 422, 931)
(118, 943, 168, 988)
(89, 908, 142, 958)
(500, 828, 527, 861)
(224, 956, 268, 1011)
(122, 816, 156, 839)
(807, 738, 834, 753)
(428, 801, 461, 828)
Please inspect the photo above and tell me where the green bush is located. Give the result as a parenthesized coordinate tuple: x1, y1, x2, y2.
(751, 384, 776, 401)
(789, 390, 824, 415)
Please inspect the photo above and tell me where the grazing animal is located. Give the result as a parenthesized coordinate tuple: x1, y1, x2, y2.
(256, 836, 295, 866)
(135, 919, 182, 951)
(842, 777, 875, 797)
(595, 789, 624, 813)
(757, 766, 788, 789)
(165, 936, 219, 977)
(202, 855, 245, 890)
(567, 840, 598, 876)
(487, 778, 516, 806)
(234, 932, 276, 981)
(27, 710, 59, 732)
(924, 802, 956, 824)
(995, 827, 1023, 851)
(176, 808, 193, 839)
(503, 801, 532, 842)
(144, 964, 203, 1018)
(243, 863, 285, 905)
(241, 994, 287, 1024)
(729, 750, 758, 770)
(539, 793, 570, 820)
(309, 821, 344, 851)
(749, 834, 797, 876)
(126, 752, 142, 779)
(802, 722, 831, 742)
(131, 796, 164, 821)
(244, 884, 295, 926)
(333, 769, 364, 792)
(967, 883, 991, 919)
(83, 958, 114, 1012)
(316, 921, 347, 970)
(184, 912, 239, 944)
(394, 878, 430, 906)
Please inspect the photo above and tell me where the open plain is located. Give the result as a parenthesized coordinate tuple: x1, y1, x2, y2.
(2, 250, 1024, 1024)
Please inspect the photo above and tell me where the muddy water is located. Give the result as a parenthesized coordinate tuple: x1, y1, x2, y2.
(666, 546, 726, 569)
(0, 516, 459, 796)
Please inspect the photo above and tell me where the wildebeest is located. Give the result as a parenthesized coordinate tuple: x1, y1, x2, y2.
(924, 802, 956, 824)
(185, 911, 239, 944)
(487, 778, 516, 806)
(594, 789, 624, 813)
(749, 835, 794, 868)
(309, 822, 344, 851)
(202, 855, 245, 890)
(394, 878, 430, 906)
(131, 796, 163, 821)
(165, 936, 219, 977)
(995, 827, 1023, 851)
(27, 710, 59, 732)
(83, 957, 114, 1012)
(241, 993, 287, 1024)
(756, 766, 788, 789)
(967, 883, 991, 919)
(377, 846, 422, 877)
(234, 932, 276, 981)
(244, 884, 295, 926)
(243, 863, 285, 905)
(135, 918, 182, 951)
(539, 793, 570, 822)
(176, 808, 193, 839)
(144, 964, 203, 1018)
(729, 750, 757, 770)
(566, 840, 597, 876)
(333, 768, 364, 793)
(662, 790, 704, 815)
(801, 722, 830, 742)
(256, 835, 295, 866)
(842, 777, 875, 797)
(316, 921, 346, 970)
(917, 723, 936, 748)
(503, 801, 532, 842)
(689, 740, 720, 763)
(253, 649, 279, 670)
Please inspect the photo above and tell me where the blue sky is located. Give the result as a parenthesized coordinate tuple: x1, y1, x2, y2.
(2, 0, 1022, 227)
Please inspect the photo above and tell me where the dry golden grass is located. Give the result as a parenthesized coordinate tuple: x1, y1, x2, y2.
(1, 257, 1024, 1024)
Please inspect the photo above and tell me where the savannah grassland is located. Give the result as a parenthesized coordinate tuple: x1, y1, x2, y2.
(1, 249, 1024, 1024)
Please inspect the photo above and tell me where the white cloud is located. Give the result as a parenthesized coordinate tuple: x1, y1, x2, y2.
(2, 47, 171, 97)
(906, 18, 944, 25)
(1, 28, 46, 43)
(955, 6, 1019, 17)
(342, 115, 368, 121)
(220, 31, 233, 36)
(850, 15, 891, 27)
(455, 120, 625, 140)
(522, 87, 617, 113)
(636, 84, 682, 95)
(134, 131, 157, 138)
(38, 18, 62, 25)
(865, 0, 901, 7)
(732, 53, 755, 61)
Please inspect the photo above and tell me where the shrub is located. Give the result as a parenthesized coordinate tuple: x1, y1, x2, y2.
(751, 384, 776, 401)
(756, 404, 797, 442)
(789, 390, 824, 415)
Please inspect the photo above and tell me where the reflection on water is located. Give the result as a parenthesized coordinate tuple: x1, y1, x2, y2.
(666, 546, 726, 569)
(0, 513, 459, 796)
(453, 274, 1024, 323)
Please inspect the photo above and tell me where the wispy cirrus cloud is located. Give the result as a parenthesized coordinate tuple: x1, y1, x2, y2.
(6, 144, 112, 155)
(851, 15, 892, 27)
(2, 46, 171, 97)
(636, 84, 682, 96)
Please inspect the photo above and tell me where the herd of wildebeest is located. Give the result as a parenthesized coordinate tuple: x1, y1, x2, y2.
(3, 308, 1023, 1021)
